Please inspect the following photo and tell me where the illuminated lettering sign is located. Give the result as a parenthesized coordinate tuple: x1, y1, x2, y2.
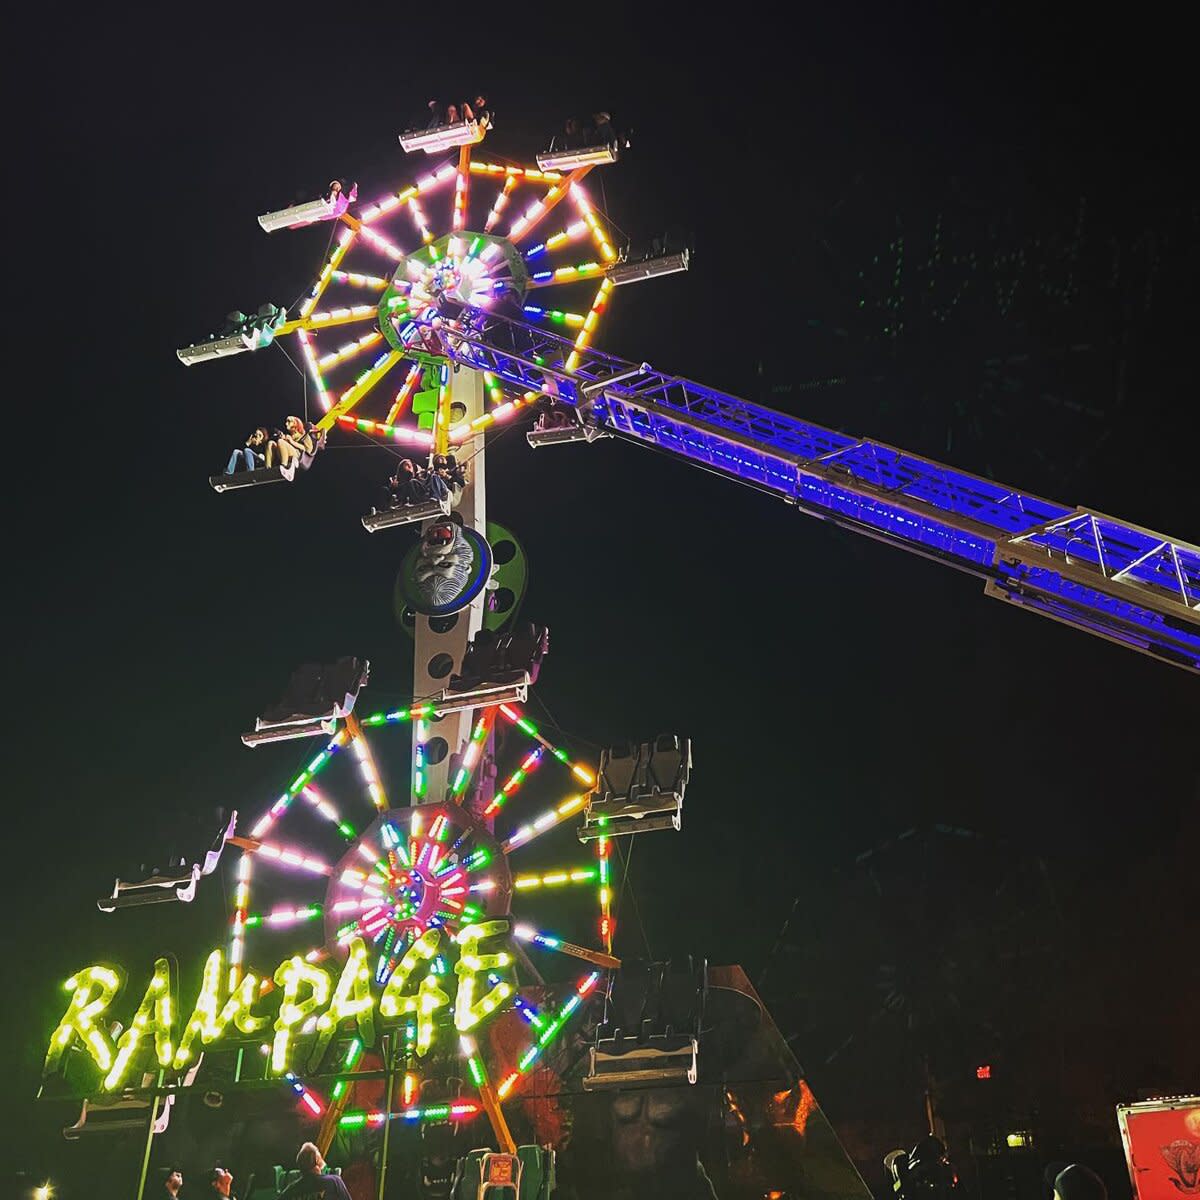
(44, 921, 512, 1092)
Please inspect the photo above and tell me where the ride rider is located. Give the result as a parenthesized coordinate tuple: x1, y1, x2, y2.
(224, 428, 269, 475)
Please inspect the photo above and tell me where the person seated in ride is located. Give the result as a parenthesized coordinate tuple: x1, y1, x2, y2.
(462, 93, 491, 130)
(418, 460, 451, 503)
(425, 99, 464, 129)
(534, 397, 574, 430)
(432, 453, 467, 493)
(325, 179, 357, 211)
(558, 116, 582, 151)
(382, 459, 421, 507)
(271, 416, 316, 476)
(381, 451, 434, 504)
(224, 428, 269, 475)
(218, 310, 249, 338)
(207, 1166, 236, 1198)
(590, 111, 617, 149)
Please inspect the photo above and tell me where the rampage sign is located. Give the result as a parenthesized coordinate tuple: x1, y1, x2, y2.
(43, 921, 513, 1093)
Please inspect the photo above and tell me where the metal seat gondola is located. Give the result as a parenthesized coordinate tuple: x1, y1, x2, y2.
(608, 248, 690, 287)
(97, 811, 238, 913)
(435, 624, 547, 714)
(209, 465, 289, 493)
(242, 656, 369, 747)
(536, 140, 620, 172)
(525, 404, 611, 448)
(361, 493, 452, 532)
(177, 303, 288, 366)
(579, 734, 691, 841)
(584, 957, 706, 1090)
(400, 118, 485, 155)
(210, 422, 324, 493)
(63, 1062, 198, 1139)
(257, 182, 357, 233)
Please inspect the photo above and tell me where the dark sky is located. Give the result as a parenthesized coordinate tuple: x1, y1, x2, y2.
(5, 7, 1197, 1180)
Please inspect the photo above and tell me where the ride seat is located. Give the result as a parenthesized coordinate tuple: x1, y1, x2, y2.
(585, 958, 705, 1090)
(438, 625, 547, 714)
(399, 119, 484, 155)
(580, 736, 691, 840)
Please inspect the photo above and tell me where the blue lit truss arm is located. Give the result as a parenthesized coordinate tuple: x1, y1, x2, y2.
(437, 309, 1199, 673)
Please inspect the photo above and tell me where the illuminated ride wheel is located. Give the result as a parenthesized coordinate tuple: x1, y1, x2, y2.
(184, 144, 621, 469)
(223, 699, 614, 1145)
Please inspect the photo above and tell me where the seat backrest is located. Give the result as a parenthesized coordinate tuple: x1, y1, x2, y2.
(600, 742, 639, 798)
(506, 623, 547, 674)
(275, 1167, 301, 1190)
(646, 734, 687, 794)
(657, 959, 703, 1034)
(282, 663, 324, 709)
(516, 1146, 553, 1200)
(460, 630, 499, 677)
(606, 960, 654, 1034)
(323, 656, 366, 703)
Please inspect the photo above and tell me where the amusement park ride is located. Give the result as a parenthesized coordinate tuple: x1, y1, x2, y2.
(39, 106, 1198, 1200)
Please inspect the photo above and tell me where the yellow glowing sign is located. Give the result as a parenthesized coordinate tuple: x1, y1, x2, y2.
(44, 921, 513, 1090)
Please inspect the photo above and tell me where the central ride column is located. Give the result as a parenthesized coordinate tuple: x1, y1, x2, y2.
(411, 364, 488, 807)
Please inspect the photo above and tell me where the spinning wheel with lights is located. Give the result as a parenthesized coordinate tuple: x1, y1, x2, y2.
(183, 147, 621, 457)
(223, 700, 617, 1148)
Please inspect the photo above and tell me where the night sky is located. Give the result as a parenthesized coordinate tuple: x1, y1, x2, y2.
(6, 9, 1197, 1190)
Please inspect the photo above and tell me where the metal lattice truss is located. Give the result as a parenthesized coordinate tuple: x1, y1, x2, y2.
(430, 311, 1199, 673)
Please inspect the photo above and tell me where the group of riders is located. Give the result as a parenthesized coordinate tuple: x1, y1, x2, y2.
(222, 417, 324, 481)
(223, 81, 627, 500)
(221, 419, 471, 511)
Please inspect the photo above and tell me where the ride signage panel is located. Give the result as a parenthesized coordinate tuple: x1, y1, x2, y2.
(43, 922, 513, 1093)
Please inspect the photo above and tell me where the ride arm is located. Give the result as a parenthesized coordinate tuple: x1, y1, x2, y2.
(435, 307, 1199, 673)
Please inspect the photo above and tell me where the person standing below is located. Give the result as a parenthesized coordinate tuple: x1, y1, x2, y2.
(163, 1168, 184, 1199)
(278, 1142, 352, 1199)
(1045, 1162, 1108, 1200)
(208, 1166, 236, 1198)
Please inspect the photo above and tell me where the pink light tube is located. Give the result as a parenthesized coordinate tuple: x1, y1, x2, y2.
(296, 329, 331, 412)
(317, 331, 384, 370)
(502, 792, 588, 851)
(251, 842, 332, 875)
(336, 414, 434, 446)
(484, 175, 517, 232)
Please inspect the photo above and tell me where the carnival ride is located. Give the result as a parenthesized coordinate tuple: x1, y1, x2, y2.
(39, 104, 1199, 1200)
(174, 134, 1197, 673)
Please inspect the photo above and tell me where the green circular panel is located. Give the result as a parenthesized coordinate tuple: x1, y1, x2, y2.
(394, 521, 528, 636)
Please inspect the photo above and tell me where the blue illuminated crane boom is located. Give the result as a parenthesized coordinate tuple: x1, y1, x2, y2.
(437, 307, 1199, 673)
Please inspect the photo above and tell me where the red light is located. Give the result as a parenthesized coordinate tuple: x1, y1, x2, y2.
(976, 1064, 992, 1080)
